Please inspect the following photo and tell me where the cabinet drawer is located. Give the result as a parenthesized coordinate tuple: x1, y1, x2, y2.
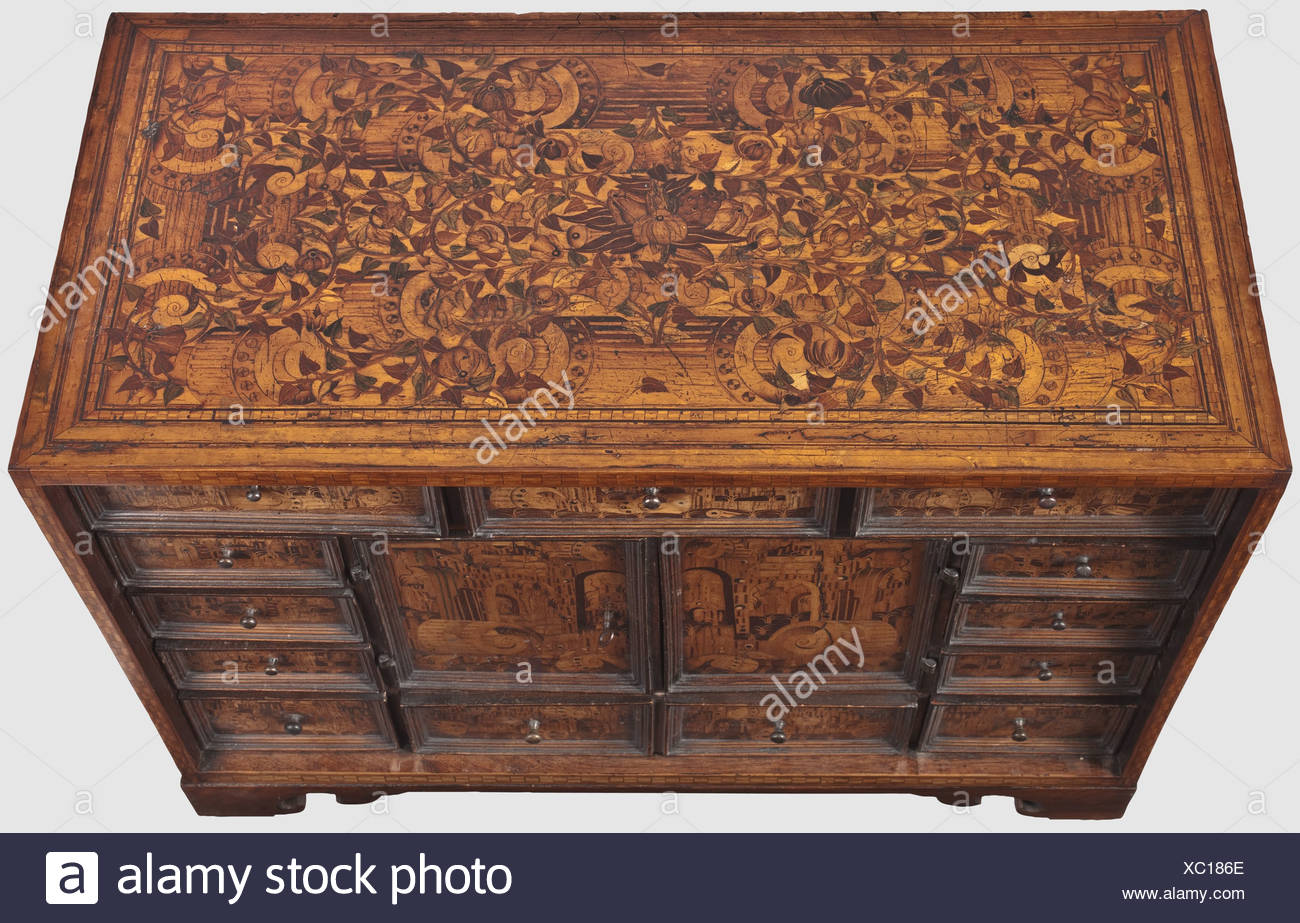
(159, 646, 379, 693)
(405, 703, 651, 755)
(918, 703, 1135, 755)
(962, 540, 1207, 599)
(371, 540, 650, 693)
(666, 703, 916, 755)
(857, 487, 1232, 536)
(464, 486, 833, 536)
(948, 598, 1180, 649)
(183, 696, 397, 750)
(104, 533, 343, 588)
(133, 593, 364, 642)
(77, 485, 440, 533)
(935, 651, 1155, 696)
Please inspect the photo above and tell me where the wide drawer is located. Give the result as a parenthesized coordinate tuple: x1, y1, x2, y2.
(76, 485, 441, 533)
(918, 703, 1135, 755)
(159, 646, 379, 693)
(935, 651, 1155, 696)
(103, 533, 343, 588)
(947, 598, 1181, 649)
(856, 487, 1232, 536)
(665, 703, 916, 755)
(405, 703, 651, 755)
(962, 539, 1208, 599)
(464, 486, 833, 536)
(182, 696, 397, 750)
(133, 593, 364, 642)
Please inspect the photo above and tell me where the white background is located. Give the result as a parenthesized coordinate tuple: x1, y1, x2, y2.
(0, 0, 1296, 833)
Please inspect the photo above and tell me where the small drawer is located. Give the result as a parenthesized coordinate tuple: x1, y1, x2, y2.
(464, 486, 833, 536)
(665, 703, 916, 755)
(918, 703, 1135, 755)
(405, 703, 651, 755)
(935, 651, 1156, 696)
(183, 696, 397, 750)
(856, 487, 1233, 536)
(962, 539, 1207, 599)
(947, 598, 1181, 649)
(104, 533, 343, 588)
(132, 593, 364, 642)
(159, 646, 379, 693)
(76, 485, 441, 533)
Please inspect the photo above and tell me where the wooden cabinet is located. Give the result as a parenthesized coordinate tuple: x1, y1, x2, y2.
(10, 12, 1288, 820)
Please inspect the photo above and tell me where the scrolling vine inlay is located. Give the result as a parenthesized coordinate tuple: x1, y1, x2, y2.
(91, 45, 1209, 419)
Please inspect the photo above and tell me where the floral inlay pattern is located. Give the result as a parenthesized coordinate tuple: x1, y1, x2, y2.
(97, 48, 1204, 415)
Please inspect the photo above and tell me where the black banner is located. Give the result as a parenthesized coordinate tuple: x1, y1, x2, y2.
(13, 834, 1291, 919)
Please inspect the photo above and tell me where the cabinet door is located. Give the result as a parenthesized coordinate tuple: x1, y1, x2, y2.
(663, 538, 935, 692)
(368, 540, 651, 693)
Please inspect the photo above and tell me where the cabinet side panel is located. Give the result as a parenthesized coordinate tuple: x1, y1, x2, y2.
(14, 479, 200, 774)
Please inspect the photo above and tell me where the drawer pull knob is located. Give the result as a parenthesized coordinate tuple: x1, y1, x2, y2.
(1074, 555, 1093, 578)
(939, 566, 960, 585)
(350, 563, 371, 582)
(524, 718, 543, 744)
(265, 656, 281, 676)
(217, 547, 235, 569)
(770, 719, 787, 744)
(598, 609, 618, 647)
(641, 487, 662, 510)
(1037, 488, 1057, 509)
(1011, 718, 1028, 742)
(1035, 661, 1054, 682)
(284, 713, 304, 735)
(240, 608, 259, 630)
(245, 485, 262, 502)
(1050, 611, 1067, 631)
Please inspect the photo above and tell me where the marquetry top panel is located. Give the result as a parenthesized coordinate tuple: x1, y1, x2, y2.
(12, 13, 1287, 482)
